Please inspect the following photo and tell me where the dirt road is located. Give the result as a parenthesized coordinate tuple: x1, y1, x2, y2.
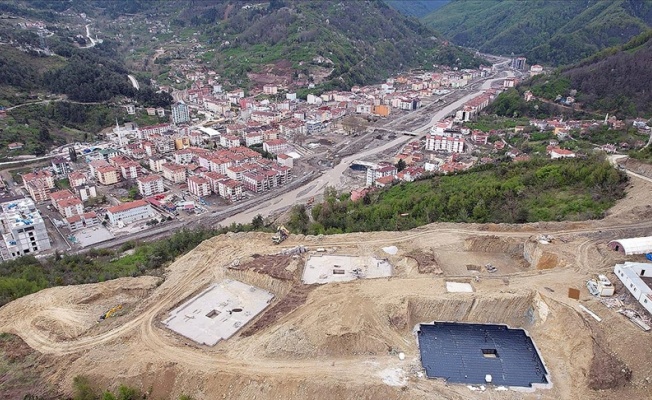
(1, 172, 651, 399)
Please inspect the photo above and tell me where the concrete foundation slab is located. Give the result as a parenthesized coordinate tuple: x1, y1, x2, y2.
(73, 226, 114, 247)
(302, 254, 392, 284)
(446, 282, 474, 293)
(162, 279, 274, 346)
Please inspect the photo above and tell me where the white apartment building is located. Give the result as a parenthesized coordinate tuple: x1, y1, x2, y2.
(426, 134, 465, 153)
(366, 164, 397, 187)
(172, 101, 190, 124)
(106, 200, 153, 226)
(187, 176, 211, 197)
(137, 175, 165, 197)
(56, 198, 84, 218)
(0, 199, 51, 260)
(218, 179, 243, 201)
(162, 163, 187, 183)
(149, 157, 167, 172)
(263, 139, 289, 155)
(220, 135, 241, 149)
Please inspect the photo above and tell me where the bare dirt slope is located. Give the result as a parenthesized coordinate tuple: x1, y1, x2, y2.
(1, 177, 652, 399)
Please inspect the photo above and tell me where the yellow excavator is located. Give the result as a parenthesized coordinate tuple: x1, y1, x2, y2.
(99, 305, 122, 320)
(272, 225, 290, 244)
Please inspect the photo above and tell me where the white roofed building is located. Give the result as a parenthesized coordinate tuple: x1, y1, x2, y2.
(609, 237, 652, 255)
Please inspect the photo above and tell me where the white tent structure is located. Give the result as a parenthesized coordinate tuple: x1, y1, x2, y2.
(609, 236, 652, 255)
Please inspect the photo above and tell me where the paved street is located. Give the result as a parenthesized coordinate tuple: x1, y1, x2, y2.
(220, 65, 515, 225)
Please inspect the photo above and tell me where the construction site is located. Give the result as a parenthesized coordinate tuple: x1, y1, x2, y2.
(1, 176, 652, 399)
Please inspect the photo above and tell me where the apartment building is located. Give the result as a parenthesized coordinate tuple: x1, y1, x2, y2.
(136, 175, 165, 197)
(0, 199, 51, 260)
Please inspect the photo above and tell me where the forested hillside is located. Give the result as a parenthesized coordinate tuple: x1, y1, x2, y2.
(423, 0, 652, 66)
(488, 30, 652, 119)
(385, 0, 450, 17)
(11, 0, 480, 89)
(0, 18, 171, 107)
(286, 156, 627, 235)
(155, 0, 482, 89)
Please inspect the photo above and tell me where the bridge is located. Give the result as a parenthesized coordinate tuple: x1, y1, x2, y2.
(374, 128, 422, 137)
(350, 160, 378, 169)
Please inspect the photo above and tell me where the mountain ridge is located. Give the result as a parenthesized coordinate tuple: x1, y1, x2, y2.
(423, 0, 652, 66)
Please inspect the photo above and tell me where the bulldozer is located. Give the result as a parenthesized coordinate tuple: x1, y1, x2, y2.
(272, 225, 290, 244)
(99, 305, 122, 321)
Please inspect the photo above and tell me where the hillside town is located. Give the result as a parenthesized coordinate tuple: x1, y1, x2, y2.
(2, 56, 649, 261)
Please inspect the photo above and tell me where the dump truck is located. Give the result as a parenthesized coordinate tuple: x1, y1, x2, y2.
(272, 225, 290, 244)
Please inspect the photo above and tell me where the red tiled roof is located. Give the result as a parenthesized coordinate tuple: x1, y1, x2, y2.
(107, 199, 149, 214)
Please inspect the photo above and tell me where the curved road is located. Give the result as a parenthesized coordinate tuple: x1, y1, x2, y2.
(128, 75, 140, 90)
(221, 67, 515, 225)
(83, 24, 97, 48)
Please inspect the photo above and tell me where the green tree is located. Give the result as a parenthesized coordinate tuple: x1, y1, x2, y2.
(102, 392, 116, 400)
(395, 159, 407, 172)
(117, 385, 139, 400)
(39, 127, 51, 143)
(251, 214, 264, 229)
(73, 376, 96, 400)
(287, 205, 309, 234)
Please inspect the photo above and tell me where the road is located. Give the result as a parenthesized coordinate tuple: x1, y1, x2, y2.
(0, 154, 59, 167)
(5, 96, 104, 112)
(608, 154, 652, 184)
(220, 66, 515, 226)
(84, 24, 97, 48)
(128, 75, 140, 90)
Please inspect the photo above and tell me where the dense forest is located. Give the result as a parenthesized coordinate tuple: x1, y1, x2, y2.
(285, 156, 627, 235)
(385, 0, 450, 18)
(423, 0, 652, 66)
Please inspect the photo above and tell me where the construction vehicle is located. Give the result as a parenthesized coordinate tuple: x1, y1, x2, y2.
(272, 225, 290, 244)
(99, 305, 122, 320)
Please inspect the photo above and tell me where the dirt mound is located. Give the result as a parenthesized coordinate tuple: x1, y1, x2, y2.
(0, 333, 55, 399)
(231, 254, 297, 281)
(524, 239, 570, 270)
(622, 158, 652, 179)
(406, 249, 442, 274)
(464, 235, 524, 254)
(260, 290, 394, 358)
(241, 285, 316, 338)
(589, 339, 632, 390)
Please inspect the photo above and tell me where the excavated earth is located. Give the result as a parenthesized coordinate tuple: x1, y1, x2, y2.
(1, 177, 652, 399)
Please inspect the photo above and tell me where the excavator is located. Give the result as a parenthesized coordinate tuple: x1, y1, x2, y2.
(272, 225, 290, 244)
(99, 305, 122, 321)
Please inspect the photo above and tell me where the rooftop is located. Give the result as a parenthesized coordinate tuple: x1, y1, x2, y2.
(106, 199, 149, 214)
(418, 322, 549, 388)
(137, 175, 163, 183)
